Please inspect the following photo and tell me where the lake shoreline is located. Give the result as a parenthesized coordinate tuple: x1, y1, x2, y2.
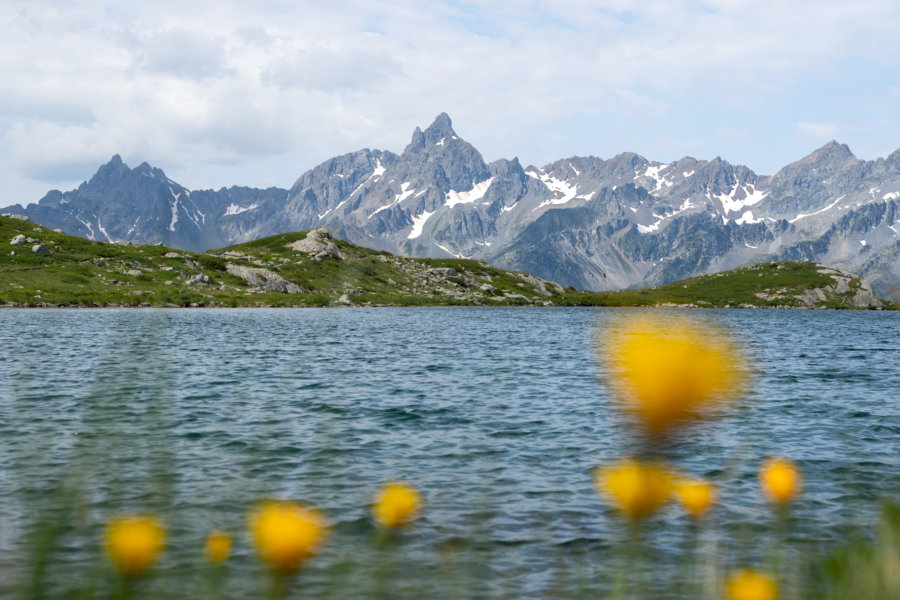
(1, 301, 892, 310)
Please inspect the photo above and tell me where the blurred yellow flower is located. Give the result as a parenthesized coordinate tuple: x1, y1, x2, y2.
(373, 481, 423, 529)
(759, 458, 802, 505)
(204, 529, 232, 565)
(248, 501, 328, 574)
(727, 569, 778, 600)
(602, 315, 746, 435)
(104, 515, 165, 576)
(675, 477, 717, 519)
(594, 459, 673, 520)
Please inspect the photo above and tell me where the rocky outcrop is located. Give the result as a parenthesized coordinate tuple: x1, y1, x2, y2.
(752, 265, 883, 308)
(186, 273, 212, 285)
(225, 263, 303, 293)
(284, 228, 346, 260)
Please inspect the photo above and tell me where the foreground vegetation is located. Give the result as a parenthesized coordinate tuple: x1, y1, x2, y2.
(0, 215, 892, 308)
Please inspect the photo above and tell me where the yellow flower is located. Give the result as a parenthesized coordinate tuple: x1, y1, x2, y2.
(602, 315, 746, 435)
(594, 459, 673, 520)
(727, 569, 778, 600)
(204, 530, 232, 565)
(248, 501, 328, 574)
(373, 482, 422, 529)
(759, 458, 802, 505)
(104, 515, 165, 576)
(675, 477, 717, 519)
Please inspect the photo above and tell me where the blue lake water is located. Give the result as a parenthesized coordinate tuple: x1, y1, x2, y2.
(1, 307, 899, 598)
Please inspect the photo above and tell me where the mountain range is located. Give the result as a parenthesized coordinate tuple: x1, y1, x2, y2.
(4, 113, 900, 295)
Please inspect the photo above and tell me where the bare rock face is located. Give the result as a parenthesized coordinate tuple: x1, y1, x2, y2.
(285, 228, 347, 260)
(225, 263, 303, 293)
(850, 279, 883, 308)
(791, 269, 883, 308)
(512, 272, 563, 297)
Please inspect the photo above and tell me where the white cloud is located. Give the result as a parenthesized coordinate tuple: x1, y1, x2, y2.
(124, 28, 229, 80)
(262, 43, 402, 92)
(1, 0, 899, 202)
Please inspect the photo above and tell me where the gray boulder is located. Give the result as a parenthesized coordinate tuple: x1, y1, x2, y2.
(513, 272, 555, 296)
(226, 263, 303, 293)
(186, 274, 211, 285)
(32, 244, 50, 254)
(10, 235, 26, 246)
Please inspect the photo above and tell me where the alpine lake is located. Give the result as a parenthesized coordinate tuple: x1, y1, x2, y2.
(1, 307, 898, 599)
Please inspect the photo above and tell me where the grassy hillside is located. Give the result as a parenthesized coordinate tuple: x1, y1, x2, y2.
(581, 261, 891, 309)
(0, 215, 891, 308)
(0, 216, 570, 307)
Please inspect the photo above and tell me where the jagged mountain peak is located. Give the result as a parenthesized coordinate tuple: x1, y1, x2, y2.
(397, 114, 490, 193)
(86, 154, 134, 187)
(796, 140, 856, 167)
(86, 155, 175, 189)
(405, 112, 461, 153)
(425, 112, 454, 137)
(884, 146, 900, 172)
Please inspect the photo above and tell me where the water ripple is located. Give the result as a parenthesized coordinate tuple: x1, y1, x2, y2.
(0, 307, 898, 594)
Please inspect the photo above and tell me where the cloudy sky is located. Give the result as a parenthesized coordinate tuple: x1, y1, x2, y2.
(2, 1, 899, 206)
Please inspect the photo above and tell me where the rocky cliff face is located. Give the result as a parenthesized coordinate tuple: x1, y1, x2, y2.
(5, 114, 900, 296)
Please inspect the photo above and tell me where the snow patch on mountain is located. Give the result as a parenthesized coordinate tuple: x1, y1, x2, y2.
(75, 216, 95, 240)
(370, 182, 420, 219)
(396, 182, 415, 203)
(344, 158, 388, 204)
(372, 159, 386, 178)
(319, 198, 351, 220)
(169, 189, 181, 232)
(527, 169, 580, 209)
(407, 210, 434, 239)
(789, 195, 844, 223)
(735, 211, 762, 225)
(434, 241, 469, 259)
(224, 202, 261, 216)
(639, 163, 673, 192)
(637, 199, 695, 234)
(711, 183, 767, 214)
(445, 178, 494, 208)
(97, 217, 113, 242)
